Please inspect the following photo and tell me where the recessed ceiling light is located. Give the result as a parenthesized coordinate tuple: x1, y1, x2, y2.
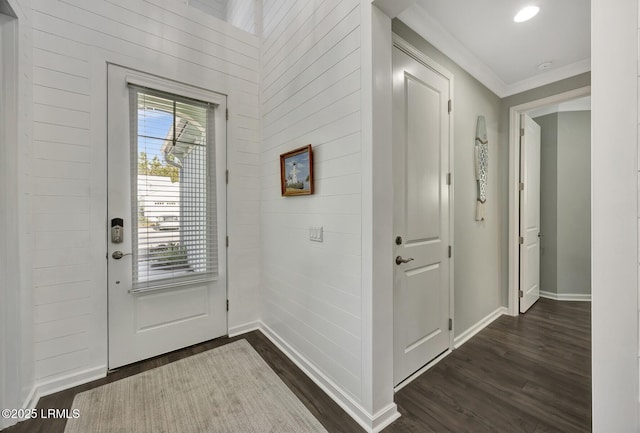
(514, 6, 540, 23)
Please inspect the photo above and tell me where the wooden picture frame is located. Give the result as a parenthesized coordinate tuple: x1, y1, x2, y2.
(280, 145, 313, 196)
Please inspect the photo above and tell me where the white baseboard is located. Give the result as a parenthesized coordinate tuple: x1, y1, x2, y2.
(22, 384, 38, 411)
(540, 291, 591, 302)
(454, 306, 508, 349)
(228, 320, 260, 337)
(256, 322, 400, 433)
(34, 365, 107, 400)
(9, 366, 107, 427)
(370, 403, 401, 433)
(0, 380, 42, 429)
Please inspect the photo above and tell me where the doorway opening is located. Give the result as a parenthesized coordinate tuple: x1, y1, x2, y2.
(508, 86, 591, 315)
(106, 65, 229, 369)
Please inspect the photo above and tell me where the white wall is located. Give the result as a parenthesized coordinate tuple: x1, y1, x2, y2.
(26, 0, 261, 394)
(1, 0, 34, 428)
(259, 0, 372, 423)
(362, 3, 396, 425)
(592, 0, 639, 430)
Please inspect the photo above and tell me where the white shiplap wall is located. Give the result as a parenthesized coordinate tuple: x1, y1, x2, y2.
(260, 0, 364, 404)
(29, 0, 261, 388)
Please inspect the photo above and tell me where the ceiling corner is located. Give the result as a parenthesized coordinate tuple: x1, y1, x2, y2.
(372, 0, 416, 19)
(0, 0, 16, 18)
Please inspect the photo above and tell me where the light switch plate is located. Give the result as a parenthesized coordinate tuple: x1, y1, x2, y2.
(309, 226, 323, 242)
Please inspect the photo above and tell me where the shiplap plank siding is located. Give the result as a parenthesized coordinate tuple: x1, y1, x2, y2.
(33, 280, 91, 305)
(260, 0, 364, 403)
(33, 315, 91, 343)
(29, 0, 261, 383)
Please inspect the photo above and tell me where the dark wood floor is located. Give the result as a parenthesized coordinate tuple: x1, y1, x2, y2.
(384, 298, 591, 433)
(3, 298, 590, 433)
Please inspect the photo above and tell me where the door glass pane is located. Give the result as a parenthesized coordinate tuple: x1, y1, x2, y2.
(131, 88, 218, 289)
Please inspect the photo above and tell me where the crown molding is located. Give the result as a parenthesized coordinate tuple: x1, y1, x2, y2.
(504, 58, 591, 96)
(397, 4, 591, 98)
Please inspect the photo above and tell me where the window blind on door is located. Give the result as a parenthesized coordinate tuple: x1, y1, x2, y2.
(129, 85, 218, 291)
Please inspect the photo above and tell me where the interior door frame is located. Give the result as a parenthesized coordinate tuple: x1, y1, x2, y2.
(391, 35, 455, 388)
(507, 85, 591, 316)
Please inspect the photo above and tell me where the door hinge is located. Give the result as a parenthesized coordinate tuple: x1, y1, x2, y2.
(519, 182, 524, 191)
(519, 290, 524, 298)
(446, 172, 452, 185)
(226, 108, 229, 120)
(227, 299, 229, 311)
(448, 99, 452, 114)
(520, 128, 525, 137)
(226, 169, 229, 184)
(226, 236, 229, 247)
(448, 245, 452, 258)
(519, 236, 524, 244)
(448, 318, 453, 331)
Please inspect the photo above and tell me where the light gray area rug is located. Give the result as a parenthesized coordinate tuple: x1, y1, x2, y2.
(64, 339, 328, 433)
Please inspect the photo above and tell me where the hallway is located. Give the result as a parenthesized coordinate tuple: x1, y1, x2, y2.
(3, 299, 590, 433)
(386, 298, 591, 432)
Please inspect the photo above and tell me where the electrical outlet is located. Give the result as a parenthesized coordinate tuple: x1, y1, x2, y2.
(309, 226, 323, 242)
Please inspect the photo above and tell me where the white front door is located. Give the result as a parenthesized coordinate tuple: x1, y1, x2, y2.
(107, 65, 227, 368)
(519, 114, 541, 313)
(392, 46, 451, 386)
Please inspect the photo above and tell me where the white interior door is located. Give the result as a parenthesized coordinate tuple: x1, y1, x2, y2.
(107, 65, 227, 368)
(392, 46, 451, 386)
(519, 113, 541, 313)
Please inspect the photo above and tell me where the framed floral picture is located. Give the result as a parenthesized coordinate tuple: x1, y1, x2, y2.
(280, 145, 313, 196)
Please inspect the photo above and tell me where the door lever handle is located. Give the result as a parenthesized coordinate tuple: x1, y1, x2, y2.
(112, 251, 132, 260)
(395, 256, 414, 265)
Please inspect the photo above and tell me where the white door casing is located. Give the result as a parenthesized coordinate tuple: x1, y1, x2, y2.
(507, 87, 590, 316)
(107, 65, 227, 369)
(519, 114, 541, 313)
(392, 46, 452, 386)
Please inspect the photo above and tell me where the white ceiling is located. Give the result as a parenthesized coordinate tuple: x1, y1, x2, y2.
(397, 0, 591, 97)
